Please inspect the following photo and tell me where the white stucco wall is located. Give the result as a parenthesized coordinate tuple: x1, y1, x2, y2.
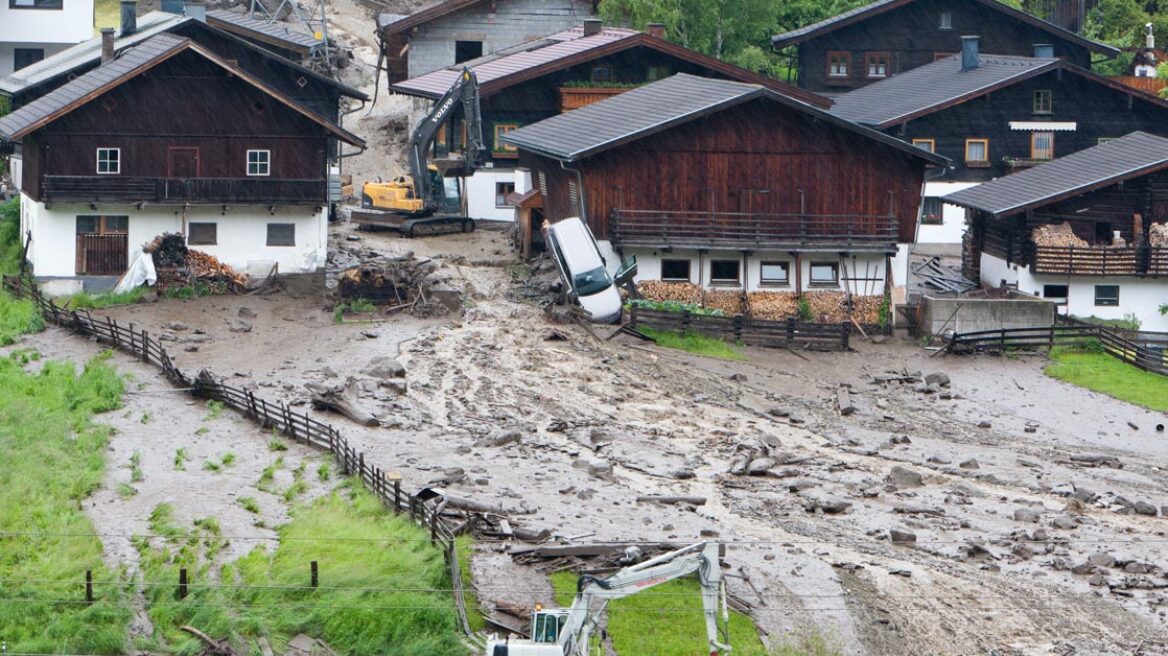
(979, 253, 1168, 331)
(465, 166, 516, 221)
(0, 1, 94, 75)
(22, 196, 327, 282)
(919, 181, 979, 245)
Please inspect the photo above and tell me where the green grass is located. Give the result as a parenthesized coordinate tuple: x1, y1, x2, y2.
(238, 497, 261, 514)
(137, 480, 467, 655)
(455, 536, 486, 633)
(1046, 349, 1168, 412)
(334, 297, 378, 323)
(94, 0, 119, 32)
(0, 199, 45, 344)
(549, 572, 767, 656)
(63, 287, 148, 310)
(0, 352, 132, 654)
(640, 327, 747, 361)
(174, 448, 189, 470)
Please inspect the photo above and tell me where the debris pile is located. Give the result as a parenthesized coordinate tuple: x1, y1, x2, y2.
(913, 257, 978, 294)
(639, 283, 883, 324)
(1149, 222, 1168, 247)
(143, 233, 245, 293)
(1031, 222, 1088, 248)
(335, 253, 454, 318)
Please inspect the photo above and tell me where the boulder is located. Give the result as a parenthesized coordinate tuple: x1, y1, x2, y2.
(573, 457, 613, 479)
(364, 356, 406, 379)
(227, 318, 253, 333)
(924, 372, 951, 387)
(927, 455, 952, 465)
(747, 457, 777, 476)
(1087, 552, 1115, 568)
(491, 430, 522, 447)
(887, 465, 924, 488)
(1133, 500, 1158, 516)
(889, 528, 917, 544)
(1013, 508, 1041, 523)
(804, 497, 851, 514)
(1050, 516, 1077, 530)
(959, 458, 980, 470)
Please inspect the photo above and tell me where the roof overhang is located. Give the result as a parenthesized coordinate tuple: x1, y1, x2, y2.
(1009, 121, 1077, 131)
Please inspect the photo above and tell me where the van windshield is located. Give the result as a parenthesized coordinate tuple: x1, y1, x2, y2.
(574, 266, 612, 296)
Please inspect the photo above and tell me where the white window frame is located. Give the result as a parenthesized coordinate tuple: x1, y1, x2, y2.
(939, 11, 953, 29)
(246, 149, 271, 177)
(759, 261, 790, 286)
(96, 147, 120, 175)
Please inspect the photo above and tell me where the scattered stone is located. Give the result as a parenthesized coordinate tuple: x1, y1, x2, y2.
(345, 234, 362, 241)
(767, 407, 790, 417)
(183, 345, 199, 352)
(728, 373, 747, 382)
(1133, 501, 1158, 516)
(889, 435, 912, 445)
(1013, 508, 1041, 523)
(238, 306, 257, 319)
(889, 568, 912, 577)
(227, 318, 253, 333)
(1071, 562, 1094, 575)
(321, 366, 338, 378)
(977, 420, 992, 429)
(1088, 574, 1106, 587)
(164, 320, 189, 331)
(1050, 516, 1077, 530)
(1088, 553, 1115, 568)
(927, 455, 952, 465)
(803, 497, 851, 514)
(958, 458, 980, 470)
(364, 356, 405, 379)
(573, 457, 613, 479)
(747, 457, 777, 476)
(1124, 562, 1150, 574)
(1072, 485, 1098, 503)
(700, 528, 719, 537)
(378, 379, 408, 395)
(889, 528, 917, 544)
(361, 329, 380, 339)
(491, 430, 522, 447)
(887, 465, 924, 488)
(1011, 543, 1034, 560)
(671, 469, 696, 480)
(925, 372, 951, 387)
(1069, 454, 1123, 469)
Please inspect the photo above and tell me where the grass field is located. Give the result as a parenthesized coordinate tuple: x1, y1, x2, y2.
(94, 0, 120, 32)
(0, 352, 132, 654)
(640, 327, 747, 361)
(549, 571, 768, 656)
(1046, 349, 1168, 412)
(137, 479, 468, 655)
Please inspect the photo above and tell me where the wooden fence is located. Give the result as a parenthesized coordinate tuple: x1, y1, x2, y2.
(948, 322, 1168, 376)
(1, 274, 474, 635)
(628, 305, 851, 351)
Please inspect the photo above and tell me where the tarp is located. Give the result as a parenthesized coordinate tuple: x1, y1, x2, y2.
(114, 247, 157, 293)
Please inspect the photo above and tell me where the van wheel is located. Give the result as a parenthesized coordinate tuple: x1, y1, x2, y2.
(463, 219, 475, 233)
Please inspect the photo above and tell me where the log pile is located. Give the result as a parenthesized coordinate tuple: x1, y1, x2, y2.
(637, 280, 702, 304)
(806, 291, 847, 323)
(336, 256, 446, 316)
(1149, 222, 1168, 248)
(849, 295, 885, 325)
(747, 292, 799, 320)
(704, 289, 746, 316)
(1032, 222, 1088, 248)
(144, 233, 245, 293)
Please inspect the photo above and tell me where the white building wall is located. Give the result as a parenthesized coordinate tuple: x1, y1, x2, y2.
(0, 0, 95, 75)
(22, 196, 327, 283)
(978, 252, 1168, 332)
(465, 166, 516, 221)
(918, 181, 979, 246)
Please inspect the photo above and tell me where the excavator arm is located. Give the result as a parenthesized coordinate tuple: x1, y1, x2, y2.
(406, 67, 487, 211)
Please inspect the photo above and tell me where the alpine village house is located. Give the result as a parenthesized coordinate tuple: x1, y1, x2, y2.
(390, 18, 830, 222)
(500, 74, 947, 300)
(0, 32, 364, 292)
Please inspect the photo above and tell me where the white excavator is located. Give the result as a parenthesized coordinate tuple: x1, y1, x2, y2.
(485, 542, 731, 656)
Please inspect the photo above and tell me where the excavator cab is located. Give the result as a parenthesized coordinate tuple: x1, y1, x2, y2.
(360, 164, 463, 217)
(530, 607, 570, 643)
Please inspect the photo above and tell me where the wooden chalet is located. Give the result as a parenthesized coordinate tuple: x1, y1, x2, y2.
(945, 132, 1168, 331)
(0, 33, 364, 289)
(392, 20, 830, 221)
(501, 74, 947, 297)
(771, 0, 1117, 94)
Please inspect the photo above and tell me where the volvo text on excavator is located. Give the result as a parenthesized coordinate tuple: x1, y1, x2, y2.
(485, 542, 732, 656)
(353, 67, 487, 235)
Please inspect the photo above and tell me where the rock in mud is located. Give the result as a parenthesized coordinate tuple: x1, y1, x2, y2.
(1070, 454, 1123, 469)
(1011, 543, 1034, 560)
(747, 457, 777, 476)
(378, 379, 408, 395)
(1071, 562, 1095, 575)
(1072, 485, 1098, 503)
(959, 458, 980, 469)
(889, 528, 917, 544)
(238, 306, 258, 318)
(1050, 516, 1077, 530)
(887, 465, 925, 488)
(1013, 508, 1041, 523)
(573, 457, 613, 479)
(767, 407, 790, 417)
(1088, 553, 1116, 568)
(925, 372, 951, 387)
(977, 420, 992, 429)
(927, 455, 951, 465)
(804, 496, 851, 514)
(671, 469, 696, 480)
(364, 356, 406, 379)
(227, 318, 253, 333)
(491, 430, 522, 447)
(164, 320, 189, 331)
(1132, 500, 1158, 516)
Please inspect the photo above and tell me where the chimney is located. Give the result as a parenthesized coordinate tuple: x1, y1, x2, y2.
(583, 18, 602, 36)
(183, 1, 206, 22)
(646, 22, 666, 38)
(120, 0, 137, 36)
(961, 35, 980, 71)
(1033, 43, 1054, 58)
(100, 28, 116, 64)
(1147, 23, 1156, 50)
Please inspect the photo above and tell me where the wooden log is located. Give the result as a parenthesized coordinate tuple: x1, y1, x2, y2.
(837, 386, 856, 416)
(635, 495, 707, 505)
(305, 379, 379, 427)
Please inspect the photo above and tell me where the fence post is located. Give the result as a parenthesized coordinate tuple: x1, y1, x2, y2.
(141, 329, 149, 363)
(178, 568, 188, 599)
(682, 310, 691, 334)
(733, 314, 744, 343)
(1047, 325, 1054, 352)
(393, 476, 402, 511)
(310, 561, 319, 588)
(430, 511, 438, 542)
(359, 452, 366, 480)
(86, 570, 93, 604)
(841, 320, 851, 350)
(786, 317, 796, 348)
(629, 303, 638, 329)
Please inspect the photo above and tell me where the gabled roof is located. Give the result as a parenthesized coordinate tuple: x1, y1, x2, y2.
(206, 9, 322, 54)
(0, 33, 364, 147)
(392, 26, 831, 108)
(944, 132, 1168, 217)
(380, 0, 482, 36)
(770, 0, 1119, 57)
(500, 73, 949, 166)
(0, 11, 365, 100)
(829, 54, 1168, 128)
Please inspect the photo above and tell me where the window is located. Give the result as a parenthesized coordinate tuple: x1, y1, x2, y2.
(76, 215, 127, 235)
(827, 51, 850, 78)
(759, 261, 790, 285)
(495, 182, 515, 207)
(965, 139, 989, 166)
(590, 64, 614, 84)
(921, 197, 944, 225)
(493, 123, 519, 154)
(246, 150, 270, 176)
(1043, 284, 1069, 300)
(1094, 285, 1119, 307)
(266, 223, 295, 247)
(188, 222, 217, 246)
(13, 48, 44, 71)
(661, 259, 691, 282)
(809, 262, 839, 287)
(1033, 90, 1053, 114)
(710, 259, 740, 285)
(96, 148, 120, 175)
(912, 138, 935, 153)
(1031, 132, 1054, 160)
(647, 65, 670, 82)
(454, 40, 483, 64)
(939, 11, 952, 29)
(9, 0, 63, 8)
(866, 52, 890, 78)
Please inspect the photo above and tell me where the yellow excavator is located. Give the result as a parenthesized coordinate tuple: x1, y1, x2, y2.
(354, 67, 487, 235)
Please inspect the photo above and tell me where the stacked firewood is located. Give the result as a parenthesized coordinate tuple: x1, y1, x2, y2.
(704, 290, 746, 316)
(637, 280, 702, 304)
(849, 295, 885, 325)
(747, 292, 799, 320)
(144, 232, 245, 293)
(1149, 222, 1168, 247)
(1031, 222, 1088, 248)
(806, 291, 848, 323)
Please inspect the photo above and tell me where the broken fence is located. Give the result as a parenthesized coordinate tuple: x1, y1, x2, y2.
(628, 305, 852, 351)
(947, 321, 1168, 377)
(1, 274, 475, 635)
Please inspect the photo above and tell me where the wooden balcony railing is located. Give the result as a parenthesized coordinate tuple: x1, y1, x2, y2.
(610, 209, 899, 251)
(1028, 243, 1168, 276)
(42, 176, 327, 204)
(559, 86, 635, 111)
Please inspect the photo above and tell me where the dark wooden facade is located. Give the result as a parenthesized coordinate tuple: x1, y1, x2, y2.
(786, 0, 1095, 93)
(966, 170, 1168, 280)
(22, 50, 333, 205)
(887, 69, 1168, 181)
(519, 98, 930, 248)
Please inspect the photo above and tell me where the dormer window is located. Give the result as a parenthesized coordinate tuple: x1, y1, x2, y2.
(866, 52, 890, 78)
(939, 12, 953, 29)
(827, 51, 850, 78)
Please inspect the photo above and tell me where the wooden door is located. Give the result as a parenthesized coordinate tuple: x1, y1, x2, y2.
(75, 215, 128, 276)
(168, 148, 200, 178)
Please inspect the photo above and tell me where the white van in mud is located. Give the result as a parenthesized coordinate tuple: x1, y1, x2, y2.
(543, 217, 623, 323)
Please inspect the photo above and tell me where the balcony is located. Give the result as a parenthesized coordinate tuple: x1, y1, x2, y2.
(559, 86, 636, 111)
(610, 209, 899, 252)
(42, 176, 327, 205)
(1028, 243, 1168, 277)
